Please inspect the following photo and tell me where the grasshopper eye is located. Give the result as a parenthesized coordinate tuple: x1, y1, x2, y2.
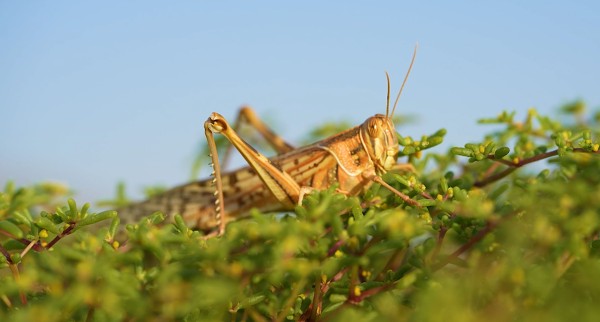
(368, 120, 380, 136)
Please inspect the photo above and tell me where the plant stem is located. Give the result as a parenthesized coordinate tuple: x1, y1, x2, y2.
(46, 223, 76, 249)
(275, 279, 307, 322)
(8, 264, 27, 305)
(432, 219, 500, 271)
(476, 148, 599, 187)
(0, 244, 11, 263)
(20, 239, 38, 258)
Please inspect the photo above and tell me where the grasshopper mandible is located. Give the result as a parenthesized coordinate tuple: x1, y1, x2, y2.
(119, 47, 419, 236)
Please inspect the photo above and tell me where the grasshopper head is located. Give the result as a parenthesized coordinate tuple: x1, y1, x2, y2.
(360, 114, 399, 173)
(364, 44, 417, 173)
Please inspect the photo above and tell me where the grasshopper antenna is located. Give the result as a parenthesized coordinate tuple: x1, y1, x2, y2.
(390, 43, 418, 119)
(385, 71, 391, 118)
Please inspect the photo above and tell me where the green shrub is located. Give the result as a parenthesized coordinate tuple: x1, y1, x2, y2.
(1, 102, 599, 321)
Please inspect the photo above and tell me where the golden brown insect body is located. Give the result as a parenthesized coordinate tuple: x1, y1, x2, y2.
(118, 113, 401, 231)
(118, 46, 418, 235)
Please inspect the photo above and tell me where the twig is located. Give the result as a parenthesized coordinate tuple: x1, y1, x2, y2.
(20, 239, 38, 258)
(475, 148, 599, 187)
(431, 214, 514, 271)
(0, 294, 12, 308)
(0, 244, 11, 263)
(8, 264, 27, 305)
(302, 275, 324, 321)
(353, 283, 396, 302)
(46, 223, 76, 249)
(1, 243, 27, 305)
(430, 226, 448, 263)
(474, 168, 517, 188)
(377, 247, 408, 280)
(275, 279, 307, 322)
(327, 240, 345, 257)
(347, 266, 359, 303)
(299, 268, 350, 322)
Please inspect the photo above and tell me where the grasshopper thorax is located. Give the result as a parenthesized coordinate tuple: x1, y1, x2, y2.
(360, 114, 399, 173)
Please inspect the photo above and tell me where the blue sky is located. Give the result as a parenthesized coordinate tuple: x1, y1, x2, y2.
(1, 1, 599, 203)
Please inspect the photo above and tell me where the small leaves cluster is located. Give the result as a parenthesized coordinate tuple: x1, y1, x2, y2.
(1, 102, 599, 321)
(449, 105, 599, 188)
(450, 141, 510, 162)
(397, 128, 446, 158)
(0, 183, 117, 309)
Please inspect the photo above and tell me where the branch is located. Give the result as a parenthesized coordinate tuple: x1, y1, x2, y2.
(327, 239, 345, 257)
(353, 283, 396, 302)
(431, 212, 516, 271)
(45, 223, 76, 249)
(475, 148, 599, 187)
(0, 244, 12, 263)
(431, 222, 496, 271)
(429, 226, 448, 263)
(8, 264, 27, 305)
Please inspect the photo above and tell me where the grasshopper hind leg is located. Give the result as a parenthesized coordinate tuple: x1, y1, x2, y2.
(221, 106, 296, 169)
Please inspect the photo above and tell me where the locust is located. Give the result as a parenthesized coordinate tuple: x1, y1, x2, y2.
(118, 47, 419, 237)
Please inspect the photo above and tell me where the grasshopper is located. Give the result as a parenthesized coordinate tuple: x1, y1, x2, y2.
(118, 47, 419, 236)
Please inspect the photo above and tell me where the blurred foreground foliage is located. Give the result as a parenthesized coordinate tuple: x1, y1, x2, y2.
(1, 102, 599, 321)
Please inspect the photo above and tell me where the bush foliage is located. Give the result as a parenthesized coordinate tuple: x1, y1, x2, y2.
(1, 102, 599, 321)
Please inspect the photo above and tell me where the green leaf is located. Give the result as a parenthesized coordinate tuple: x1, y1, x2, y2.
(108, 216, 120, 240)
(10, 253, 21, 264)
(433, 128, 447, 137)
(402, 146, 416, 155)
(77, 210, 118, 228)
(560, 100, 586, 115)
(428, 136, 444, 148)
(0, 220, 24, 238)
(2, 239, 26, 251)
(11, 210, 32, 225)
(35, 216, 60, 235)
(439, 177, 448, 194)
(417, 199, 437, 207)
(173, 214, 189, 235)
(494, 147, 510, 159)
(67, 198, 78, 220)
(80, 202, 90, 219)
(451, 147, 473, 157)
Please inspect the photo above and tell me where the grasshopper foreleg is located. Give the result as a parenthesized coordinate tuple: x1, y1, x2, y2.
(370, 175, 420, 208)
(204, 112, 302, 236)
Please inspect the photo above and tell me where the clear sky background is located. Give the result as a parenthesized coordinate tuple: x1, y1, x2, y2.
(1, 1, 599, 204)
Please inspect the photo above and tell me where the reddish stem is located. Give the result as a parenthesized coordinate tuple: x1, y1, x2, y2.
(476, 148, 598, 187)
(45, 223, 76, 249)
(432, 219, 501, 271)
